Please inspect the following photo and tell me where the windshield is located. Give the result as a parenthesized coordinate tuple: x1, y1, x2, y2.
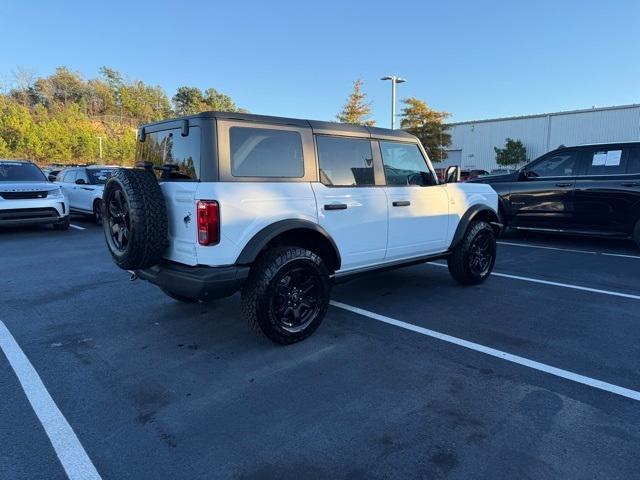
(0, 162, 46, 182)
(87, 168, 117, 185)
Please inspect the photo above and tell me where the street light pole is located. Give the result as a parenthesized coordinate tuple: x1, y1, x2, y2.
(381, 76, 406, 129)
(97, 136, 103, 162)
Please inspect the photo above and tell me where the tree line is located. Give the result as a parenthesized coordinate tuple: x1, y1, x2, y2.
(0, 66, 452, 165)
(0, 66, 245, 165)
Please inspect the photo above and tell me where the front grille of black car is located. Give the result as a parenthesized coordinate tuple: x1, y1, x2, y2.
(0, 190, 49, 200)
(0, 208, 59, 221)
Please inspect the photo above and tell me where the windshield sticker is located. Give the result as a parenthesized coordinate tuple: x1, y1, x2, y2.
(605, 150, 622, 167)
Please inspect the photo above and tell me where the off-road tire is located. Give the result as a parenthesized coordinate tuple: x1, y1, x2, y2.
(633, 219, 640, 249)
(448, 220, 496, 285)
(161, 288, 198, 303)
(93, 199, 103, 226)
(240, 246, 332, 345)
(102, 168, 168, 270)
(53, 216, 70, 231)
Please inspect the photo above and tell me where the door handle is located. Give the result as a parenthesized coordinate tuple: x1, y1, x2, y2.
(324, 203, 348, 211)
(392, 200, 411, 207)
(555, 183, 572, 187)
(621, 182, 640, 187)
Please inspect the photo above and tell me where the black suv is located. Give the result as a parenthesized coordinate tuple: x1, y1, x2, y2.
(470, 142, 640, 247)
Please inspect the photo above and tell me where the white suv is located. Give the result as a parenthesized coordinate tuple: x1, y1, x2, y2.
(57, 166, 119, 224)
(0, 160, 69, 230)
(101, 112, 501, 344)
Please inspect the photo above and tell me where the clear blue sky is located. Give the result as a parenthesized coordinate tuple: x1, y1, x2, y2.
(1, 0, 639, 126)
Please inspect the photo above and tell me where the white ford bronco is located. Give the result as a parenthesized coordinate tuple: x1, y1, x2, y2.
(102, 112, 501, 344)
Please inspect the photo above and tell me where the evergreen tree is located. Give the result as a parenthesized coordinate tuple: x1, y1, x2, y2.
(337, 79, 375, 126)
(494, 138, 527, 166)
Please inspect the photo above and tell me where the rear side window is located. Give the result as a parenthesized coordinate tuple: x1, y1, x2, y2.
(627, 148, 640, 174)
(230, 127, 304, 178)
(585, 148, 626, 175)
(527, 151, 578, 177)
(316, 136, 374, 187)
(380, 141, 436, 186)
(137, 127, 201, 180)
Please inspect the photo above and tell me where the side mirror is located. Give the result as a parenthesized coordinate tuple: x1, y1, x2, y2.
(48, 174, 57, 182)
(75, 178, 86, 185)
(444, 166, 460, 183)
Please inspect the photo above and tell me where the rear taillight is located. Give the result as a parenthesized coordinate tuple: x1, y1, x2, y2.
(197, 200, 219, 246)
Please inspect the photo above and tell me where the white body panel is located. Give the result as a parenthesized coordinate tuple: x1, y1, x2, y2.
(442, 182, 499, 242)
(385, 185, 451, 259)
(311, 183, 388, 270)
(160, 182, 201, 266)
(72, 185, 103, 213)
(168, 182, 319, 267)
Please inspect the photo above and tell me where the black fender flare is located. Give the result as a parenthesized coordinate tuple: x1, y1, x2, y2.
(236, 219, 341, 268)
(450, 205, 500, 249)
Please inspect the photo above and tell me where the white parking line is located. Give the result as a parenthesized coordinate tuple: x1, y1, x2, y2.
(70, 224, 86, 231)
(330, 301, 640, 402)
(0, 321, 101, 480)
(498, 240, 640, 260)
(429, 262, 640, 301)
(601, 251, 640, 260)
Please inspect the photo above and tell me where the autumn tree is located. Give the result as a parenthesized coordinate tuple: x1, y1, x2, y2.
(400, 97, 451, 162)
(337, 79, 375, 126)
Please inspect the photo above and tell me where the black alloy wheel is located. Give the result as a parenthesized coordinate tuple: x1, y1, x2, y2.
(94, 200, 103, 225)
(105, 186, 130, 253)
(271, 266, 323, 333)
(467, 229, 495, 276)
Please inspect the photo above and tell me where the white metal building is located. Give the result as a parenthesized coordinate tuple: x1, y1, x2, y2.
(441, 104, 640, 171)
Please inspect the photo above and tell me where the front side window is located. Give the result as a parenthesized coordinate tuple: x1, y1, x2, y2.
(230, 127, 304, 178)
(380, 141, 435, 186)
(137, 126, 201, 180)
(0, 162, 46, 182)
(63, 170, 77, 183)
(527, 151, 578, 178)
(76, 169, 89, 183)
(585, 148, 626, 175)
(316, 136, 374, 187)
(628, 148, 640, 174)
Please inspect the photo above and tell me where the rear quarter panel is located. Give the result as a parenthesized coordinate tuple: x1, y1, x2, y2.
(194, 182, 318, 266)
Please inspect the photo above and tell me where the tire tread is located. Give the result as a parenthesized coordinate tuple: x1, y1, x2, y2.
(240, 246, 330, 345)
(102, 168, 168, 270)
(447, 220, 496, 285)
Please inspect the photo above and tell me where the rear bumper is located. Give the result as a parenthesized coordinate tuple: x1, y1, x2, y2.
(136, 262, 251, 301)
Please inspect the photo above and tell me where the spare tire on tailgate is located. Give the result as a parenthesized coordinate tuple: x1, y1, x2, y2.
(102, 168, 168, 270)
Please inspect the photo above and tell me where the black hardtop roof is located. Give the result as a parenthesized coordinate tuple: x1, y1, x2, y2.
(140, 111, 416, 141)
(0, 159, 33, 164)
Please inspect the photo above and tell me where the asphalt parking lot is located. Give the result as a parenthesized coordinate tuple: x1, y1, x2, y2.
(1, 218, 639, 479)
